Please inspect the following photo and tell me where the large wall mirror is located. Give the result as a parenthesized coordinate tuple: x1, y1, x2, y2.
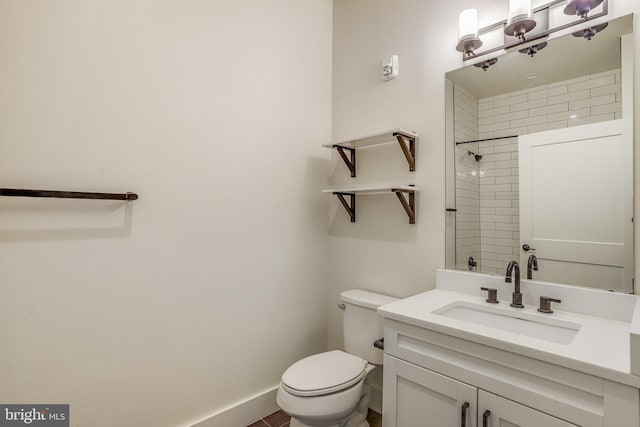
(445, 14, 634, 293)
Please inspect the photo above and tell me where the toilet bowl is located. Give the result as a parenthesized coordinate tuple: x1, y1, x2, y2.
(277, 350, 375, 427)
(276, 290, 397, 427)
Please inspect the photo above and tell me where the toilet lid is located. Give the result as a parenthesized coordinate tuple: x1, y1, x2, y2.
(281, 350, 367, 397)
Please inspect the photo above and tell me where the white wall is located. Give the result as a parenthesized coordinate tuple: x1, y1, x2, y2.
(329, 0, 640, 365)
(0, 2, 332, 427)
(329, 0, 462, 352)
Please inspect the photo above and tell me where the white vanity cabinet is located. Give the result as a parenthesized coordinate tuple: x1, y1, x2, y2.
(478, 390, 577, 427)
(384, 355, 478, 427)
(382, 319, 640, 427)
(384, 356, 577, 427)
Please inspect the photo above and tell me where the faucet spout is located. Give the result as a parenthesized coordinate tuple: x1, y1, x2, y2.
(505, 260, 520, 293)
(527, 255, 538, 280)
(505, 260, 524, 308)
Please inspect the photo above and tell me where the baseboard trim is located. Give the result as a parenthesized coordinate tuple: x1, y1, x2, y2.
(369, 383, 383, 414)
(189, 385, 279, 427)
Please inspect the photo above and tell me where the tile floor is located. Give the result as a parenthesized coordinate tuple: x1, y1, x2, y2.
(247, 409, 290, 427)
(246, 409, 382, 427)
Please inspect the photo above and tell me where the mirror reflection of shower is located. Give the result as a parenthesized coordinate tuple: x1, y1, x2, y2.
(453, 123, 483, 273)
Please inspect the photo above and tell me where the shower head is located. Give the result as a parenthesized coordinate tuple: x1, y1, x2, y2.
(468, 150, 483, 162)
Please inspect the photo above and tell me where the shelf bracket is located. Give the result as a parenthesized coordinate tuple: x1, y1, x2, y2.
(334, 192, 356, 222)
(393, 188, 416, 224)
(394, 133, 416, 171)
(333, 145, 356, 177)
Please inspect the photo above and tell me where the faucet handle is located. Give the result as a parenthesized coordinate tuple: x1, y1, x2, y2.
(538, 296, 561, 314)
(480, 287, 499, 304)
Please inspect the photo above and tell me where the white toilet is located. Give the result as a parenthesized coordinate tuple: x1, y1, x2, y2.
(276, 289, 397, 427)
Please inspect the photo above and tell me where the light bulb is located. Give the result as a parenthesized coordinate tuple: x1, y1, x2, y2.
(508, 0, 533, 22)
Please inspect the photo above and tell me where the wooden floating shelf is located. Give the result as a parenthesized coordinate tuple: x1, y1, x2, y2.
(322, 129, 418, 149)
(321, 184, 418, 194)
(322, 184, 418, 224)
(323, 128, 418, 177)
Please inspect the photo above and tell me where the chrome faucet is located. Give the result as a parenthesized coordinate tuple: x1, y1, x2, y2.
(505, 260, 524, 308)
(527, 254, 538, 280)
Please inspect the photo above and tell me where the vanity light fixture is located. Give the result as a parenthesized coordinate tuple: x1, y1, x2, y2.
(564, 0, 604, 19)
(456, 8, 483, 58)
(456, 0, 608, 62)
(505, 0, 536, 40)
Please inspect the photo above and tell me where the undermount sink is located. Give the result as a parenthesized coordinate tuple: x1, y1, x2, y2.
(433, 301, 581, 344)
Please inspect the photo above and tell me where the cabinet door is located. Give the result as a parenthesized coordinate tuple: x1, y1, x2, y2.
(383, 355, 477, 427)
(478, 390, 578, 427)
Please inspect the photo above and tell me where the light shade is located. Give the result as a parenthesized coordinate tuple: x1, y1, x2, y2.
(508, 0, 533, 22)
(564, 0, 604, 18)
(456, 8, 482, 56)
(458, 8, 479, 41)
(505, 0, 536, 39)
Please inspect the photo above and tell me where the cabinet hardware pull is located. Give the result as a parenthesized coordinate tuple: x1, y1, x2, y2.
(482, 409, 491, 427)
(461, 402, 470, 427)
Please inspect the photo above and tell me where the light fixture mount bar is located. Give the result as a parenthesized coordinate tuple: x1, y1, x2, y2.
(462, 0, 608, 61)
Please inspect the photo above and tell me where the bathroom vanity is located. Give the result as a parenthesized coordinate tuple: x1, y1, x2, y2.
(378, 270, 640, 427)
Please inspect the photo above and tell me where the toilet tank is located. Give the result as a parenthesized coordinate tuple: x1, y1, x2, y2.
(341, 289, 398, 365)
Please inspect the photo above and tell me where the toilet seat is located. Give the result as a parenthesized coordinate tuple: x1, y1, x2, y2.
(281, 350, 367, 397)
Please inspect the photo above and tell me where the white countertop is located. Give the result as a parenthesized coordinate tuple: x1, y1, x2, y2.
(378, 270, 640, 389)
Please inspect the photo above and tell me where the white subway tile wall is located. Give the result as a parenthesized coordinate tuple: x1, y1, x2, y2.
(455, 69, 622, 274)
(454, 84, 481, 271)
